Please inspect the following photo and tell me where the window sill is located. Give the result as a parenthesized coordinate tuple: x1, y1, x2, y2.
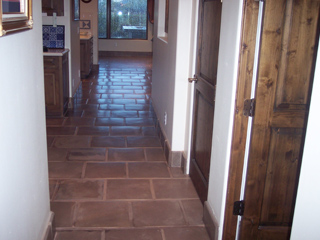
(158, 36, 168, 43)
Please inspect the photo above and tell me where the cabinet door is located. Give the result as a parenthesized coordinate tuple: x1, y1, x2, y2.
(44, 57, 62, 116)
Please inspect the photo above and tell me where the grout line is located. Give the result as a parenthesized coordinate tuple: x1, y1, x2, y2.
(178, 200, 189, 226)
(74, 126, 79, 136)
(126, 162, 129, 179)
(143, 148, 147, 161)
(72, 202, 79, 228)
(103, 179, 107, 201)
(128, 201, 134, 227)
(101, 230, 105, 240)
(105, 148, 108, 162)
(150, 179, 156, 200)
(161, 229, 166, 240)
(81, 162, 87, 179)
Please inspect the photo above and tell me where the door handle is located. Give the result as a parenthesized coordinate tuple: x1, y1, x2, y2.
(188, 75, 198, 83)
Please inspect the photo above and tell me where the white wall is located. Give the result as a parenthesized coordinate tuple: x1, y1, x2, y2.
(291, 38, 320, 240)
(206, 1, 243, 239)
(0, 0, 51, 239)
(43, 0, 81, 97)
(152, 0, 194, 151)
(80, 0, 99, 64)
(99, 21, 153, 53)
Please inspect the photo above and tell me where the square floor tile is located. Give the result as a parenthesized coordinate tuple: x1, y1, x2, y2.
(125, 104, 150, 111)
(128, 162, 170, 178)
(108, 148, 145, 161)
(125, 118, 154, 126)
(111, 110, 138, 118)
(48, 162, 83, 178)
(55, 180, 104, 200)
(46, 118, 64, 126)
(68, 148, 106, 161)
(55, 231, 102, 240)
(91, 136, 126, 147)
(63, 117, 95, 126)
(113, 99, 136, 104)
(142, 126, 157, 136)
(181, 199, 205, 225)
(75, 202, 131, 227)
(169, 167, 189, 178)
(95, 118, 125, 126)
(153, 179, 198, 199)
(127, 136, 161, 147)
(47, 148, 68, 161)
(53, 136, 91, 148)
(105, 229, 162, 240)
(85, 162, 127, 178)
(132, 201, 185, 227)
(50, 202, 75, 227)
(106, 179, 152, 199)
(83, 110, 111, 118)
(163, 227, 210, 240)
(77, 126, 110, 136)
(110, 126, 141, 136)
(99, 104, 124, 110)
(145, 148, 166, 161)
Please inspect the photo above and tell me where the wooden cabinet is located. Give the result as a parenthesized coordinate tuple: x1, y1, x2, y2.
(80, 37, 93, 78)
(44, 52, 69, 117)
(42, 0, 64, 16)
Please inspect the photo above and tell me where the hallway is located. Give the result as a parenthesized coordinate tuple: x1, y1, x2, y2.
(47, 56, 210, 240)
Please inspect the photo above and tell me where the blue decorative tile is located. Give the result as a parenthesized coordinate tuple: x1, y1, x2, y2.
(42, 25, 65, 49)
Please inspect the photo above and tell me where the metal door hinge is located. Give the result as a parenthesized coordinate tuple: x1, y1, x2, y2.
(188, 75, 198, 83)
(233, 200, 245, 216)
(243, 98, 256, 117)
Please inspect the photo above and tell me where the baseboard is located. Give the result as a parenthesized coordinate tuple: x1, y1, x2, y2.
(203, 201, 219, 240)
(41, 211, 55, 240)
(151, 102, 183, 168)
(99, 51, 153, 57)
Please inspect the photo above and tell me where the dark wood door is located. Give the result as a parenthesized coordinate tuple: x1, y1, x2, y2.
(189, 0, 222, 204)
(239, 0, 320, 239)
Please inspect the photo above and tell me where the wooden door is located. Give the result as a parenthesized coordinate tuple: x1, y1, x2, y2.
(239, 0, 320, 239)
(189, 0, 222, 204)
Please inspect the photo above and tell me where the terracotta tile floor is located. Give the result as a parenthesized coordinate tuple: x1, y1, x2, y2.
(47, 56, 210, 240)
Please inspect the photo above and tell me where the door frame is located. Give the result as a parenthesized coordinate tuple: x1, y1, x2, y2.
(222, 0, 320, 239)
(222, 0, 263, 239)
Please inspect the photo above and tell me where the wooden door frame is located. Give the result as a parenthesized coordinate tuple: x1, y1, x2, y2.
(222, 0, 260, 239)
(222, 0, 320, 238)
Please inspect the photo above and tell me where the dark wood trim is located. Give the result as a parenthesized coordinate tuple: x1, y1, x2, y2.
(222, 0, 259, 239)
(99, 51, 153, 57)
(189, 158, 208, 204)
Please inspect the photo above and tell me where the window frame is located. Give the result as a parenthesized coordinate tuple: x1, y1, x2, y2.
(99, 0, 148, 40)
(0, 0, 33, 37)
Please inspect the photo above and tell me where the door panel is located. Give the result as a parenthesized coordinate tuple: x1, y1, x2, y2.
(190, 0, 222, 204)
(239, 0, 320, 239)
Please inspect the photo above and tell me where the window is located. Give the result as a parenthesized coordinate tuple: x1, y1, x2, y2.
(98, 0, 148, 40)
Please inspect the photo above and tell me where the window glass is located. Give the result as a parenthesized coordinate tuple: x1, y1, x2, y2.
(98, 0, 147, 39)
(98, 0, 107, 38)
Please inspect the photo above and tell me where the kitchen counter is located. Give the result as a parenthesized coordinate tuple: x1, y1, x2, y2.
(80, 35, 92, 40)
(43, 48, 69, 57)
